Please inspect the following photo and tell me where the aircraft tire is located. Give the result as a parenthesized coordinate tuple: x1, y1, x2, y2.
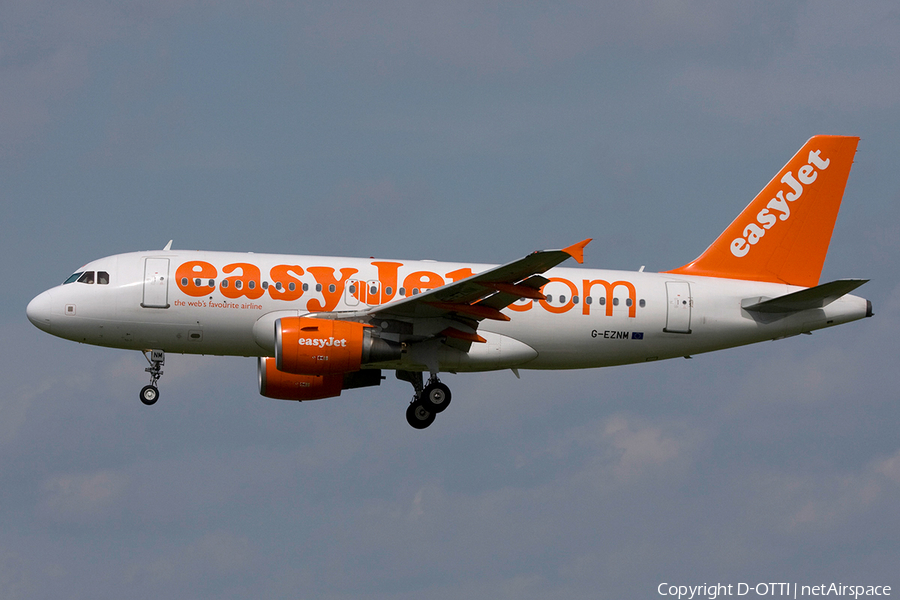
(406, 400, 435, 429)
(422, 382, 452, 414)
(140, 385, 159, 406)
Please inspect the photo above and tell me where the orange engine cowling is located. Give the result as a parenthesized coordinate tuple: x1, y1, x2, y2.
(258, 357, 382, 401)
(276, 317, 366, 375)
(259, 357, 344, 400)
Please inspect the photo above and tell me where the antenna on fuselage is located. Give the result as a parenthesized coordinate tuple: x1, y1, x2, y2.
(163, 240, 173, 251)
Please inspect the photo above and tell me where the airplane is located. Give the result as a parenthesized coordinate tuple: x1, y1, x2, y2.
(26, 135, 872, 429)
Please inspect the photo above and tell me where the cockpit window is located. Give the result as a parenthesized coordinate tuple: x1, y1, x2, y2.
(63, 270, 108, 284)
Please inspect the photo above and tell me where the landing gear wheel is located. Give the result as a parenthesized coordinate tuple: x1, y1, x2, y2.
(140, 349, 165, 406)
(140, 385, 159, 406)
(422, 381, 452, 413)
(406, 401, 436, 429)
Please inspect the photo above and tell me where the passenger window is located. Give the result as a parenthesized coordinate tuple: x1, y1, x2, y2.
(302, 283, 309, 292)
(64, 272, 83, 284)
(77, 271, 95, 284)
(613, 298, 619, 306)
(329, 284, 336, 293)
(639, 299, 646, 308)
(316, 284, 322, 292)
(385, 287, 393, 295)
(586, 297, 593, 305)
(98, 271, 110, 285)
(626, 298, 632, 307)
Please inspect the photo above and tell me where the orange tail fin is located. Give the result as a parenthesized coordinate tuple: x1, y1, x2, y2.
(666, 135, 859, 287)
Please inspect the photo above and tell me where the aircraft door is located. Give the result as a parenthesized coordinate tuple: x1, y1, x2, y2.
(142, 258, 170, 309)
(664, 281, 691, 333)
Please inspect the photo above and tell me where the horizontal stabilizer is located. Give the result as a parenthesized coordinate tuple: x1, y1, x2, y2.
(742, 279, 868, 313)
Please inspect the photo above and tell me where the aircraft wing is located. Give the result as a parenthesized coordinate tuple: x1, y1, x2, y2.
(366, 239, 591, 326)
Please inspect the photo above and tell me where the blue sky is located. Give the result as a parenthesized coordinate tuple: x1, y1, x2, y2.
(3, 2, 900, 598)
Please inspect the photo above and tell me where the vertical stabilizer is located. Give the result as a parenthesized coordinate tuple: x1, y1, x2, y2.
(666, 136, 859, 287)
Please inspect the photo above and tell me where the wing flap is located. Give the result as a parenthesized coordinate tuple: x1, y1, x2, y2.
(475, 275, 549, 311)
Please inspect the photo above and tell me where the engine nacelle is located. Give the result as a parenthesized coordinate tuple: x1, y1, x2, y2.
(258, 357, 382, 401)
(274, 317, 401, 376)
(276, 317, 364, 375)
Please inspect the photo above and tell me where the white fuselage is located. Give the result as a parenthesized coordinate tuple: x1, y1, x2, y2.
(26, 250, 870, 373)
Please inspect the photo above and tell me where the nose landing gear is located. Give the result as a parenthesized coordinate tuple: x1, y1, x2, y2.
(140, 349, 165, 406)
(399, 371, 452, 429)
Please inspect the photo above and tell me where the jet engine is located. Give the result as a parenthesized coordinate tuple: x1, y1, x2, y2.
(274, 317, 401, 376)
(258, 357, 383, 401)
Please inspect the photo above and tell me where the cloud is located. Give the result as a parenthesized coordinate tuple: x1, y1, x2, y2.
(727, 445, 900, 534)
(872, 448, 900, 484)
(536, 413, 695, 486)
(37, 469, 127, 523)
(602, 415, 684, 479)
(0, 378, 54, 449)
(124, 530, 257, 587)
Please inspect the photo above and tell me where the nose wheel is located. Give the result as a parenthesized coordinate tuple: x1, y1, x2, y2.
(140, 384, 159, 405)
(399, 371, 452, 429)
(140, 349, 165, 406)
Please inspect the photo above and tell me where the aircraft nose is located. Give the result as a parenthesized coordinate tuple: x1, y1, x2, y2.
(26, 290, 54, 333)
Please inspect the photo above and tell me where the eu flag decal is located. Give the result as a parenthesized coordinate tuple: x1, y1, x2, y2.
(631, 332, 644, 340)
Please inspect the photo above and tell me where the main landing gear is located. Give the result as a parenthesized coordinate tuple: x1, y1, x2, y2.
(399, 371, 452, 430)
(139, 349, 165, 406)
